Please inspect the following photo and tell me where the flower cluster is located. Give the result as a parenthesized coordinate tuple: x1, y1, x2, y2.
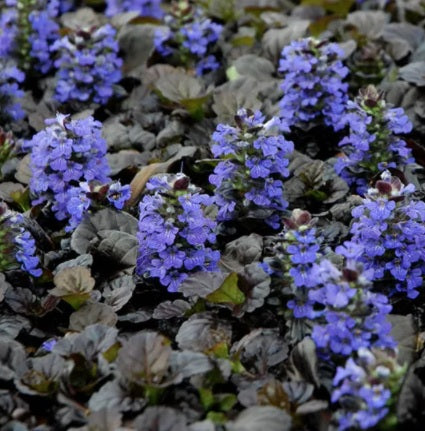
(309, 259, 395, 357)
(0, 59, 25, 123)
(154, 1, 222, 75)
(0, 0, 59, 73)
(136, 173, 220, 292)
(335, 85, 414, 194)
(26, 114, 110, 226)
(0, 1, 18, 58)
(105, 0, 163, 18)
(66, 181, 131, 231)
(278, 38, 348, 130)
(337, 171, 425, 299)
(263, 210, 321, 318)
(28, 1, 60, 74)
(51, 24, 122, 105)
(332, 347, 405, 430)
(209, 109, 294, 229)
(0, 210, 42, 277)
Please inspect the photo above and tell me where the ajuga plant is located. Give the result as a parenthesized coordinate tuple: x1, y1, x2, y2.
(332, 347, 406, 430)
(154, 0, 223, 75)
(25, 114, 110, 229)
(0, 206, 42, 277)
(0, 60, 25, 124)
(261, 209, 322, 340)
(278, 37, 349, 131)
(337, 170, 425, 299)
(136, 173, 220, 292)
(346, 42, 391, 91)
(0, 0, 59, 73)
(51, 24, 122, 105)
(306, 259, 401, 429)
(308, 258, 394, 357)
(105, 0, 163, 18)
(335, 85, 413, 194)
(209, 109, 294, 229)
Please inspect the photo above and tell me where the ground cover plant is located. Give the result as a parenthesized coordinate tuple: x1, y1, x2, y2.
(2, 0, 425, 430)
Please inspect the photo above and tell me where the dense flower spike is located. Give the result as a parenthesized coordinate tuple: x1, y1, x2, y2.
(279, 38, 349, 130)
(262, 210, 321, 318)
(105, 0, 163, 18)
(0, 211, 42, 277)
(332, 348, 405, 430)
(154, 1, 222, 76)
(0, 1, 18, 58)
(337, 171, 425, 299)
(28, 2, 60, 74)
(51, 24, 122, 105)
(0, 0, 59, 72)
(0, 60, 25, 123)
(309, 259, 395, 356)
(137, 174, 220, 292)
(209, 109, 294, 229)
(26, 114, 110, 227)
(335, 85, 414, 194)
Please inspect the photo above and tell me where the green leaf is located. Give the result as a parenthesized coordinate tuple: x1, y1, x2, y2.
(180, 95, 210, 120)
(102, 342, 121, 363)
(207, 411, 227, 424)
(61, 293, 91, 310)
(226, 65, 240, 81)
(199, 387, 215, 410)
(10, 187, 30, 211)
(218, 393, 237, 412)
(301, 0, 354, 16)
(231, 35, 255, 47)
(309, 15, 340, 37)
(209, 341, 229, 359)
(206, 273, 245, 305)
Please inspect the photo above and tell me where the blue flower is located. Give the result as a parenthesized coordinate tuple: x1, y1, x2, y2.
(105, 0, 163, 18)
(279, 38, 348, 130)
(340, 171, 425, 298)
(332, 348, 404, 430)
(154, 6, 222, 76)
(209, 109, 293, 229)
(3, 213, 43, 277)
(136, 174, 220, 292)
(52, 24, 122, 105)
(107, 181, 131, 210)
(335, 86, 414, 193)
(26, 114, 110, 226)
(0, 60, 25, 122)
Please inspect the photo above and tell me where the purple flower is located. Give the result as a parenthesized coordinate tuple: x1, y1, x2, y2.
(107, 181, 131, 210)
(52, 24, 122, 105)
(41, 339, 58, 352)
(26, 114, 110, 226)
(28, 6, 60, 73)
(332, 348, 404, 430)
(209, 109, 293, 228)
(154, 6, 222, 76)
(136, 174, 220, 292)
(279, 38, 348, 130)
(105, 0, 163, 18)
(0, 60, 25, 122)
(340, 171, 425, 298)
(1, 213, 43, 277)
(336, 86, 414, 193)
